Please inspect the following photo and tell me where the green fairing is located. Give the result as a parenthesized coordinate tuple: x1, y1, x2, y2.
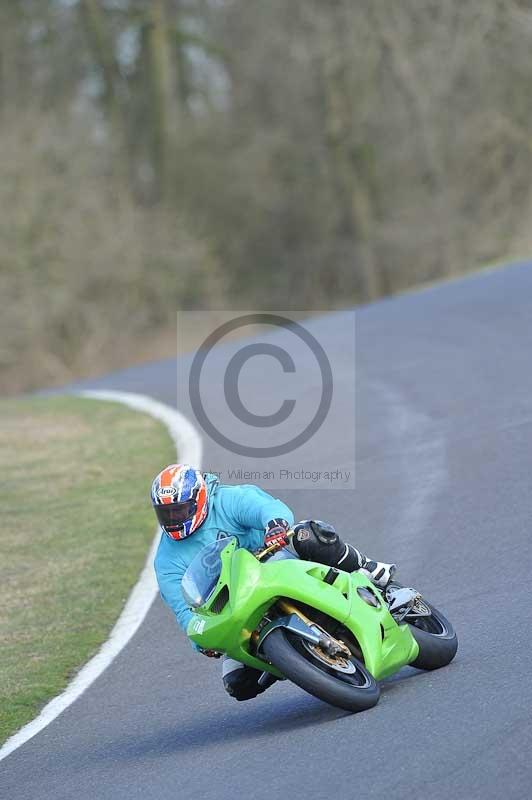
(186, 538, 419, 680)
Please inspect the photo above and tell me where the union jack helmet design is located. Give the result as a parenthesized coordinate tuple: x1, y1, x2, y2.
(151, 464, 208, 540)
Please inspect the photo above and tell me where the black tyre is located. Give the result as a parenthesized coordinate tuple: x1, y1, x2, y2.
(261, 627, 380, 712)
(408, 601, 458, 670)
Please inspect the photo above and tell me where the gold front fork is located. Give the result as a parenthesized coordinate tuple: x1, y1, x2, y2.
(277, 598, 315, 626)
(276, 599, 352, 658)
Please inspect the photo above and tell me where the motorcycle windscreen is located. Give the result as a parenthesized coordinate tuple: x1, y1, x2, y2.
(181, 537, 237, 608)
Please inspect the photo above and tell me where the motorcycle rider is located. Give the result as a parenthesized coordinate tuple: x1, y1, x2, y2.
(153, 464, 396, 702)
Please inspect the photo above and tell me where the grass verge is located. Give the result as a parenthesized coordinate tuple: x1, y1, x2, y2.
(0, 395, 174, 745)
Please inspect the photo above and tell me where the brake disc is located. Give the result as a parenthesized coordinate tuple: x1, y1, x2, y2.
(301, 640, 357, 674)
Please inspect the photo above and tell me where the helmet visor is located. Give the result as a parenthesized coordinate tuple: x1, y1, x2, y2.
(154, 499, 197, 531)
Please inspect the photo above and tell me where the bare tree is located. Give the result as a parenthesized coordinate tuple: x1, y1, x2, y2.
(2, 0, 532, 392)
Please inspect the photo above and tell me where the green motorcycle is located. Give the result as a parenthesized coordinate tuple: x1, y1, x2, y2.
(184, 534, 458, 712)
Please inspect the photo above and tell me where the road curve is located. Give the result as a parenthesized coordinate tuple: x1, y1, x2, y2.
(2, 261, 532, 800)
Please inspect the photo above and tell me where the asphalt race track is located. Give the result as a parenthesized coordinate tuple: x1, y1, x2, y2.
(3, 262, 532, 799)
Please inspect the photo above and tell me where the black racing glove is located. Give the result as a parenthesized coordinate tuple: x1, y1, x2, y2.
(264, 518, 291, 549)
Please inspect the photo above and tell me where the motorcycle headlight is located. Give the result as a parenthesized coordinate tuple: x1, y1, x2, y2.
(357, 586, 380, 608)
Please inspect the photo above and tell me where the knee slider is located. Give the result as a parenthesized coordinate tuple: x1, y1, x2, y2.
(293, 520, 346, 566)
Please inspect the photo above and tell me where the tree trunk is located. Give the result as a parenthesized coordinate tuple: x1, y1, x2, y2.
(78, 0, 124, 137)
(309, 2, 381, 301)
(145, 0, 179, 202)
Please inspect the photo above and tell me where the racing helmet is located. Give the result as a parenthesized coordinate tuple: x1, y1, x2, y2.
(151, 464, 208, 540)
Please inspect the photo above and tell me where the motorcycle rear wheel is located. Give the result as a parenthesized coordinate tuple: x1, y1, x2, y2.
(385, 582, 458, 671)
(261, 627, 380, 712)
(408, 601, 458, 670)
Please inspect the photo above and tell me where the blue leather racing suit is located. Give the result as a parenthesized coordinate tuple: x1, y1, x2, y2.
(154, 473, 294, 637)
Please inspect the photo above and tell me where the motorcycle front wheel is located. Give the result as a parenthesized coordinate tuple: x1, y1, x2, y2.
(261, 627, 380, 712)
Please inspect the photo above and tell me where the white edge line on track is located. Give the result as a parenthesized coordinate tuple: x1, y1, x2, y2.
(0, 389, 202, 763)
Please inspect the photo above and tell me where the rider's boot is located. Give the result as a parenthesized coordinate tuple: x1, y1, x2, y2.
(222, 657, 270, 701)
(338, 541, 396, 587)
(351, 548, 397, 588)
